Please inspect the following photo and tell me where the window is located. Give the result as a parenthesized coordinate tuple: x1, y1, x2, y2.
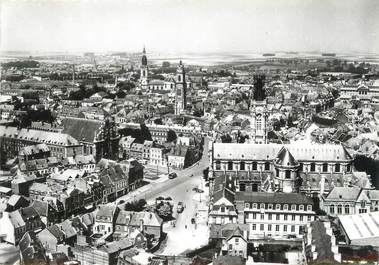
(260, 203, 265, 209)
(310, 163, 316, 172)
(283, 225, 287, 232)
(299, 163, 304, 171)
(322, 163, 328, 172)
(307, 205, 312, 211)
(337, 205, 342, 214)
(276, 169, 280, 178)
(253, 203, 258, 209)
(260, 213, 264, 220)
(268, 213, 272, 220)
(215, 161, 221, 170)
(284, 214, 288, 221)
(292, 215, 296, 221)
(276, 214, 280, 220)
(276, 204, 281, 210)
(276, 225, 280, 232)
(300, 216, 303, 221)
(268, 204, 273, 210)
(260, 224, 264, 231)
(291, 204, 296, 211)
(285, 170, 291, 179)
(221, 206, 225, 213)
(240, 161, 245, 170)
(268, 224, 272, 231)
(265, 162, 270, 171)
(344, 205, 350, 214)
(229, 244, 233, 250)
(335, 163, 340, 173)
(245, 203, 250, 208)
(252, 224, 256, 230)
(253, 213, 257, 219)
(252, 162, 257, 170)
(291, 225, 295, 232)
(299, 205, 304, 211)
(330, 205, 335, 214)
(307, 216, 312, 221)
(228, 161, 233, 170)
(235, 238, 239, 245)
(361, 201, 366, 208)
(284, 204, 288, 210)
(346, 164, 351, 172)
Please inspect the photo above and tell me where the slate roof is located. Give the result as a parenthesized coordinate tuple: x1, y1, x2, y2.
(325, 187, 363, 201)
(47, 224, 65, 240)
(61, 117, 104, 143)
(31, 200, 49, 217)
(19, 231, 47, 263)
(19, 143, 50, 156)
(213, 188, 235, 205)
(0, 125, 79, 146)
(58, 219, 77, 238)
(213, 143, 353, 162)
(275, 147, 298, 166)
(235, 191, 314, 205)
(8, 210, 26, 228)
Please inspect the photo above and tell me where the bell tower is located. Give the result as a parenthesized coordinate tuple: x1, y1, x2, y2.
(175, 60, 187, 115)
(140, 46, 148, 89)
(251, 74, 268, 144)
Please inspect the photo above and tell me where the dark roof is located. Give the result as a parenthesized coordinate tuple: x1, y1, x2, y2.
(61, 117, 103, 143)
(19, 231, 47, 264)
(20, 206, 40, 220)
(213, 188, 235, 204)
(275, 146, 298, 166)
(31, 200, 49, 217)
(47, 224, 65, 240)
(235, 191, 314, 205)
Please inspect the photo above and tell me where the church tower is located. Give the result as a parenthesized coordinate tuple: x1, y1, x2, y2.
(140, 47, 148, 89)
(251, 74, 268, 144)
(175, 60, 187, 115)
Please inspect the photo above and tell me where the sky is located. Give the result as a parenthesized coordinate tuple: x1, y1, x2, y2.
(1, 0, 378, 54)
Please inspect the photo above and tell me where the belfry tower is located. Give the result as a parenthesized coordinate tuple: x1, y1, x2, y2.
(140, 47, 148, 89)
(175, 60, 187, 115)
(251, 74, 268, 144)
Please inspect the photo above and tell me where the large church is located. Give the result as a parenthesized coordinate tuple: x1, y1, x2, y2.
(139, 47, 189, 115)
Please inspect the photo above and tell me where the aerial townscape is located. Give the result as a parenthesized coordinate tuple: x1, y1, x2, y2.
(1, 1, 379, 265)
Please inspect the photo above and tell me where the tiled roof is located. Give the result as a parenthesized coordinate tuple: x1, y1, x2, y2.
(325, 187, 362, 201)
(275, 147, 298, 166)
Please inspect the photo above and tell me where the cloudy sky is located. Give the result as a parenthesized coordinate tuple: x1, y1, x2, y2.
(1, 0, 378, 54)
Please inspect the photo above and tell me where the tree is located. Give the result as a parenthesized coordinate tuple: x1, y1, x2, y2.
(167, 129, 177, 142)
(162, 61, 170, 68)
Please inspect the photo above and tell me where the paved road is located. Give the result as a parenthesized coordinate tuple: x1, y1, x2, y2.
(115, 137, 211, 205)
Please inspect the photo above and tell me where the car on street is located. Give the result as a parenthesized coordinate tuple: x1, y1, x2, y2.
(177, 202, 184, 213)
(192, 187, 204, 193)
(168, 172, 177, 179)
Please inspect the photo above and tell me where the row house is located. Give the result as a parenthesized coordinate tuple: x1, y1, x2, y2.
(0, 206, 44, 245)
(235, 192, 315, 239)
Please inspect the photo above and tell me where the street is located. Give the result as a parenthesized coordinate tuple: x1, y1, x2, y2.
(115, 137, 211, 205)
(114, 137, 211, 255)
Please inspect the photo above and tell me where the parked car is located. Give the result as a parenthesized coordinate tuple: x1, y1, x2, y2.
(192, 187, 204, 193)
(177, 202, 184, 213)
(168, 172, 177, 179)
(191, 218, 196, 224)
